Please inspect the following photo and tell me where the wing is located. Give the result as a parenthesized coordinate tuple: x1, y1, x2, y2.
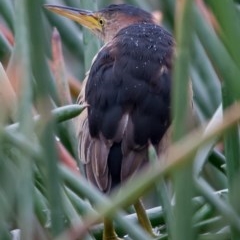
(78, 23, 174, 192)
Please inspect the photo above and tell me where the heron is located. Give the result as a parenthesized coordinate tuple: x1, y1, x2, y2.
(45, 4, 174, 239)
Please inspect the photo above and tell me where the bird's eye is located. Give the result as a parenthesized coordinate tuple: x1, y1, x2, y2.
(99, 18, 104, 25)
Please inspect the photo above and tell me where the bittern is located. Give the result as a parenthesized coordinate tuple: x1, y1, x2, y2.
(45, 3, 174, 240)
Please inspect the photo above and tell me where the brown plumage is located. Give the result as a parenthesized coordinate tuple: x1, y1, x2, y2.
(77, 20, 173, 192)
(45, 3, 174, 239)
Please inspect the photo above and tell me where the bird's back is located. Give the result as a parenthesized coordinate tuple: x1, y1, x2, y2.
(78, 23, 174, 192)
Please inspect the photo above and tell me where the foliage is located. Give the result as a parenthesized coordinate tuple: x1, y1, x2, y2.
(0, 0, 240, 239)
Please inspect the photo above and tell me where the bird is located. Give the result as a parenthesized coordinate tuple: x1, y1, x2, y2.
(45, 3, 174, 240)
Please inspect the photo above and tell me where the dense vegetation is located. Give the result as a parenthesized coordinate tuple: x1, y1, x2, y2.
(0, 0, 240, 239)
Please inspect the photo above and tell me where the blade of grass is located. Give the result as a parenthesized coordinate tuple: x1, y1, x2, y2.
(61, 187, 95, 240)
(208, 150, 226, 174)
(63, 0, 80, 8)
(12, 0, 35, 238)
(193, 204, 214, 225)
(0, 32, 12, 61)
(0, 129, 42, 160)
(34, 187, 50, 227)
(44, 0, 84, 61)
(0, 63, 17, 121)
(191, 36, 221, 120)
(0, 150, 17, 240)
(6, 104, 86, 131)
(195, 178, 240, 232)
(195, 5, 240, 100)
(222, 87, 240, 239)
(65, 187, 96, 216)
(206, 1, 240, 80)
(198, 232, 229, 240)
(172, 0, 195, 239)
(0, 0, 14, 31)
(51, 28, 80, 163)
(51, 28, 72, 106)
(194, 104, 222, 176)
(195, 216, 226, 233)
(80, 0, 101, 71)
(148, 145, 174, 237)
(26, 0, 66, 235)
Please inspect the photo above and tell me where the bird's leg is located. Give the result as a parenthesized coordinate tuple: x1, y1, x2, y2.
(133, 199, 158, 238)
(103, 217, 123, 240)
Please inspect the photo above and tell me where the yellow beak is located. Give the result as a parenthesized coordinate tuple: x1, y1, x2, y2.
(44, 4, 101, 32)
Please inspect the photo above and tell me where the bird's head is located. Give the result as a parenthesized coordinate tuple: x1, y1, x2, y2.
(44, 4, 155, 43)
